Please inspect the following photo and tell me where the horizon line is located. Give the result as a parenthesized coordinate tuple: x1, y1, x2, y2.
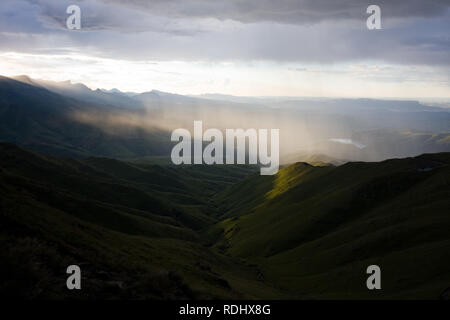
(3, 74, 450, 103)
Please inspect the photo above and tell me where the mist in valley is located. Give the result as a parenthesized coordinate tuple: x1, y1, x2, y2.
(65, 82, 450, 164)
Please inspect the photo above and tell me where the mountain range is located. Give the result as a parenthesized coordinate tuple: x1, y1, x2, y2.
(1, 75, 450, 299)
(1, 75, 449, 162)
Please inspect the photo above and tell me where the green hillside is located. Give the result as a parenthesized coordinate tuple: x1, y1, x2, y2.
(211, 153, 450, 299)
(0, 143, 277, 299)
(1, 143, 449, 299)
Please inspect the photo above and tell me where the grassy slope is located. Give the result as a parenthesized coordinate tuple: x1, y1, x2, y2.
(1, 142, 449, 299)
(0, 143, 281, 299)
(211, 154, 450, 299)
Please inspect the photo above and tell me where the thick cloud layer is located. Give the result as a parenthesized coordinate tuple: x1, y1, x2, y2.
(0, 0, 449, 66)
(104, 0, 450, 24)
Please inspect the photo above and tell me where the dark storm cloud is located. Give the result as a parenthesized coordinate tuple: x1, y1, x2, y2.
(0, 0, 449, 66)
(106, 0, 450, 24)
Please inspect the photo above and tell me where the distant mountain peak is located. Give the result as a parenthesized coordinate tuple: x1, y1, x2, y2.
(99, 88, 122, 94)
(13, 75, 32, 82)
(149, 89, 170, 95)
(12, 75, 37, 86)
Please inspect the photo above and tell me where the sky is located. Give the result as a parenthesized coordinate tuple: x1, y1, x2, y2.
(0, 0, 449, 98)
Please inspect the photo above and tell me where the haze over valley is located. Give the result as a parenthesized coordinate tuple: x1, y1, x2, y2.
(2, 75, 449, 164)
